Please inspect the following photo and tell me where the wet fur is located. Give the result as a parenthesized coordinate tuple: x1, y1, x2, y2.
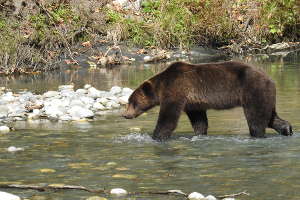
(123, 61, 293, 140)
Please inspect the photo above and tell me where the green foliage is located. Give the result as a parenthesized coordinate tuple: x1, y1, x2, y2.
(260, 0, 299, 40)
(106, 0, 198, 48)
(106, 0, 299, 48)
(0, 18, 7, 30)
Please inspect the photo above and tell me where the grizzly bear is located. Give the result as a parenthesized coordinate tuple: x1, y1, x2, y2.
(122, 61, 293, 140)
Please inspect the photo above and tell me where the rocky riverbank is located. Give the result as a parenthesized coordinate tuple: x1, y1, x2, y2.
(0, 84, 133, 125)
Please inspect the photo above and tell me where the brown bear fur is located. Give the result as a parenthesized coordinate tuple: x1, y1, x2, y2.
(122, 61, 293, 140)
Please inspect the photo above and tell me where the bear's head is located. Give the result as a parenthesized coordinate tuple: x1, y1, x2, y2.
(122, 81, 158, 119)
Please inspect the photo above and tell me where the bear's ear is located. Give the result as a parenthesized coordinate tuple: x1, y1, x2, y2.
(141, 81, 153, 97)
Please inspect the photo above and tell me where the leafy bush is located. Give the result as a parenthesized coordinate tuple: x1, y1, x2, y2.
(259, 0, 300, 41)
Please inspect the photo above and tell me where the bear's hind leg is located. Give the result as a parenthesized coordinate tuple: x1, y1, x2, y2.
(243, 106, 270, 138)
(152, 100, 185, 141)
(186, 110, 208, 135)
(268, 110, 293, 136)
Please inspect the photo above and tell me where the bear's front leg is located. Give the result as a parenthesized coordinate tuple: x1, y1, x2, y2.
(152, 100, 185, 141)
(186, 110, 208, 135)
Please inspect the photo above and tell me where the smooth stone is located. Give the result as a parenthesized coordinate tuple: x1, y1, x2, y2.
(110, 188, 128, 196)
(121, 87, 133, 96)
(143, 55, 152, 62)
(7, 146, 24, 152)
(222, 198, 235, 200)
(188, 192, 205, 200)
(43, 91, 59, 98)
(60, 90, 75, 97)
(27, 112, 39, 120)
(106, 101, 120, 109)
(110, 86, 122, 95)
(79, 96, 95, 106)
(0, 105, 9, 118)
(92, 102, 106, 110)
(96, 98, 108, 105)
(68, 106, 94, 119)
(0, 126, 10, 133)
(59, 115, 72, 121)
(205, 195, 217, 200)
(1, 94, 15, 102)
(58, 85, 74, 91)
(88, 87, 101, 98)
(118, 95, 129, 104)
(70, 99, 85, 107)
(76, 89, 87, 94)
(0, 191, 21, 200)
(45, 106, 65, 118)
(84, 84, 92, 89)
(33, 109, 40, 115)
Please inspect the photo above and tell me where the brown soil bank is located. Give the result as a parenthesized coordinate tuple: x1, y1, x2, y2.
(0, 0, 299, 74)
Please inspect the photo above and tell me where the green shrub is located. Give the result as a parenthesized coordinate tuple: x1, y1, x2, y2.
(259, 0, 300, 41)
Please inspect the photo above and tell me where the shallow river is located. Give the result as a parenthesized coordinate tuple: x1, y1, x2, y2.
(0, 51, 300, 200)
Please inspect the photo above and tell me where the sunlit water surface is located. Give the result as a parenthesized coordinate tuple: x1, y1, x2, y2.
(0, 52, 300, 200)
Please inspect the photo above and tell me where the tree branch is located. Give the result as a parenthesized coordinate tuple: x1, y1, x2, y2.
(0, 183, 249, 199)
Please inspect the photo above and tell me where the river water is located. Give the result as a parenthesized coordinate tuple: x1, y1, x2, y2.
(0, 51, 299, 200)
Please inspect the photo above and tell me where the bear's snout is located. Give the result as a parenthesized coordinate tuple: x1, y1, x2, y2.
(122, 112, 134, 119)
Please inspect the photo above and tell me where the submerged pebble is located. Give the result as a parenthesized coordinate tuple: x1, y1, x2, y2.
(0, 125, 10, 133)
(0, 85, 133, 122)
(7, 146, 24, 152)
(110, 188, 128, 196)
(0, 191, 20, 200)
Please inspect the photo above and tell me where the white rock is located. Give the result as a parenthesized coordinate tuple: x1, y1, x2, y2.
(110, 86, 122, 95)
(84, 84, 92, 89)
(106, 101, 120, 109)
(27, 112, 39, 120)
(0, 191, 21, 200)
(76, 89, 87, 94)
(92, 102, 106, 110)
(45, 106, 65, 118)
(43, 91, 59, 98)
(107, 96, 118, 101)
(60, 90, 75, 97)
(1, 93, 15, 102)
(7, 146, 24, 152)
(58, 84, 74, 91)
(0, 105, 9, 118)
(80, 96, 95, 106)
(143, 55, 152, 62)
(59, 115, 72, 121)
(96, 98, 108, 105)
(122, 87, 133, 96)
(0, 126, 10, 133)
(222, 198, 235, 200)
(33, 109, 40, 115)
(118, 95, 129, 104)
(68, 106, 94, 119)
(110, 188, 128, 196)
(205, 195, 217, 200)
(188, 192, 205, 200)
(88, 87, 101, 98)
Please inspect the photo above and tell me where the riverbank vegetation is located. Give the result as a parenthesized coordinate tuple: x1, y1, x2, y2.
(0, 0, 299, 74)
